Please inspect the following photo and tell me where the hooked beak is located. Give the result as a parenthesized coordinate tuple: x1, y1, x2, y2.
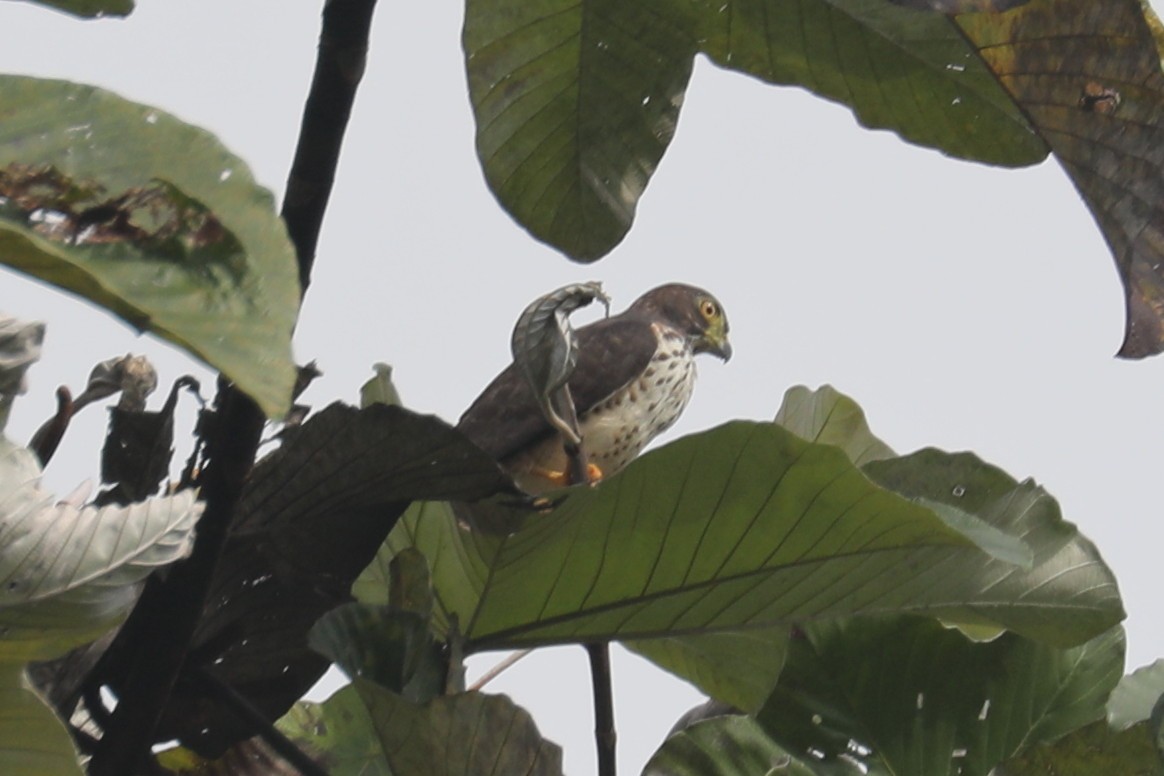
(699, 324, 732, 362)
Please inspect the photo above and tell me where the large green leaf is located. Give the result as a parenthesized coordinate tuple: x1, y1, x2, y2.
(0, 76, 298, 416)
(644, 714, 863, 776)
(466, 0, 1164, 358)
(751, 619, 1125, 776)
(863, 448, 1122, 642)
(14, 0, 133, 17)
(625, 628, 790, 713)
(464, 0, 1044, 260)
(364, 419, 1119, 657)
(994, 719, 1164, 775)
(464, 0, 702, 260)
(700, 0, 1044, 164)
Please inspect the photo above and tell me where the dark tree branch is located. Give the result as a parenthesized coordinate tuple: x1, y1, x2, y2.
(191, 668, 328, 776)
(89, 383, 265, 776)
(86, 3, 379, 772)
(284, 0, 377, 295)
(587, 642, 617, 776)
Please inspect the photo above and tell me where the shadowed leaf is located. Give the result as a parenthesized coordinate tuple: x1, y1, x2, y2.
(955, 0, 1164, 357)
(355, 682, 563, 776)
(464, 0, 1044, 260)
(755, 620, 1125, 776)
(995, 718, 1164, 775)
(626, 627, 789, 713)
(309, 604, 445, 704)
(368, 418, 1119, 662)
(644, 713, 862, 775)
(0, 76, 298, 415)
(98, 402, 511, 756)
(15, 0, 133, 17)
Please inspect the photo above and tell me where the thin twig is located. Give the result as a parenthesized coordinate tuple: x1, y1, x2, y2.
(587, 642, 617, 776)
(468, 649, 534, 691)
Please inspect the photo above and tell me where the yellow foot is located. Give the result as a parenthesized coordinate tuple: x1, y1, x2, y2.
(535, 462, 604, 488)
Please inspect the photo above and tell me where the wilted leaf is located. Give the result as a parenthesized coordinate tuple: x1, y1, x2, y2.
(466, 421, 1120, 648)
(0, 76, 298, 415)
(755, 619, 1125, 776)
(955, 0, 1164, 357)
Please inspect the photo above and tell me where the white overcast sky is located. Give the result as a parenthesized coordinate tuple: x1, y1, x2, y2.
(3, 1, 1164, 773)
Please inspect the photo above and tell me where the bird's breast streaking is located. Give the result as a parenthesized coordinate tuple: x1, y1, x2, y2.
(507, 325, 696, 492)
(456, 282, 731, 496)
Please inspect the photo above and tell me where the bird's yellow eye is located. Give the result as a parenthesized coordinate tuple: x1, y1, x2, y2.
(700, 299, 718, 319)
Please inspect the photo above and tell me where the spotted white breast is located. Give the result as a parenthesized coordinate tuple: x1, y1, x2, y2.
(508, 324, 697, 493)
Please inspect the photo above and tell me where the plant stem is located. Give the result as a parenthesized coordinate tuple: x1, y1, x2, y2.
(86, 2, 379, 772)
(587, 642, 617, 776)
(468, 648, 534, 691)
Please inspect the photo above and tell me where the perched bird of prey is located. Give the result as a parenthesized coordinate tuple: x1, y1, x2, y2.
(457, 283, 732, 494)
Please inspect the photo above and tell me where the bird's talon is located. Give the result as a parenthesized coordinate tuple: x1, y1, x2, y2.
(585, 463, 604, 486)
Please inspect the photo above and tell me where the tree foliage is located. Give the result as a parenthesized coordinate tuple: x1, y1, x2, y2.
(2, 0, 1164, 774)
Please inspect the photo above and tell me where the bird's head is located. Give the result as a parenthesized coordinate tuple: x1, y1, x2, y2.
(630, 283, 732, 361)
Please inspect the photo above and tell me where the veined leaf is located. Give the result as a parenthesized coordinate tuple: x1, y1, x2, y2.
(1109, 659, 1164, 731)
(464, 0, 1043, 260)
(644, 713, 862, 775)
(625, 627, 789, 713)
(0, 438, 201, 659)
(0, 76, 299, 416)
(774, 384, 895, 466)
(754, 619, 1125, 776)
(367, 420, 1119, 656)
(354, 681, 563, 776)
